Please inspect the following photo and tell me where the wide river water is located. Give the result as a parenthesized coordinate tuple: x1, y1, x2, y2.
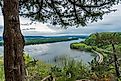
(0, 39, 95, 64)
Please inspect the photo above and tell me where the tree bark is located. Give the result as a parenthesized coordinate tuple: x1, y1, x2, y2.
(3, 0, 25, 81)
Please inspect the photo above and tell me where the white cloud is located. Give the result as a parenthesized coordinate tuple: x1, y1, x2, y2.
(0, 4, 121, 36)
(20, 17, 64, 36)
(61, 4, 121, 34)
(0, 16, 3, 26)
(89, 4, 121, 26)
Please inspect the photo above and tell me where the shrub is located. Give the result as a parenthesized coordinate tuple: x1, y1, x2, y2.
(84, 46, 92, 51)
(50, 58, 89, 81)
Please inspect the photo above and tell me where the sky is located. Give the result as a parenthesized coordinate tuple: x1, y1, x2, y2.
(0, 4, 121, 36)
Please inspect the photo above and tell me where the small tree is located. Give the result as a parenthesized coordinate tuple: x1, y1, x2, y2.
(89, 57, 115, 81)
(95, 32, 121, 78)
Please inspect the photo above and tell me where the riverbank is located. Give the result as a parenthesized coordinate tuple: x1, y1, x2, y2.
(70, 32, 121, 63)
(70, 42, 104, 63)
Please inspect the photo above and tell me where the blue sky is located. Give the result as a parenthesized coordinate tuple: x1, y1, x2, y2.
(0, 4, 121, 36)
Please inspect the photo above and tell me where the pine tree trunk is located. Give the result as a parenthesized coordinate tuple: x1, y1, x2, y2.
(3, 0, 25, 81)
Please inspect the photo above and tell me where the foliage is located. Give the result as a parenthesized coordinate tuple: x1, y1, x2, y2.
(89, 57, 116, 81)
(0, 41, 3, 46)
(0, 57, 4, 81)
(70, 32, 121, 80)
(89, 32, 121, 78)
(3, 0, 118, 28)
(50, 59, 89, 81)
(84, 32, 121, 47)
(19, 0, 121, 27)
(0, 65, 4, 81)
(70, 42, 92, 52)
(70, 32, 121, 54)
(116, 44, 121, 53)
(75, 32, 121, 55)
(0, 54, 51, 81)
(0, 54, 121, 81)
(84, 34, 97, 46)
(103, 44, 121, 53)
(24, 54, 51, 81)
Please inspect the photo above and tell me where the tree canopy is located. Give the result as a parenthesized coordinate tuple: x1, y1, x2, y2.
(0, 0, 120, 27)
(18, 0, 120, 27)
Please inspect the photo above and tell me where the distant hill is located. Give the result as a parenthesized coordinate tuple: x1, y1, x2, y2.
(0, 35, 88, 46)
(0, 35, 88, 41)
(24, 35, 88, 39)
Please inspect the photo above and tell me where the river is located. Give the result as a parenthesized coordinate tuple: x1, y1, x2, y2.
(0, 39, 94, 64)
